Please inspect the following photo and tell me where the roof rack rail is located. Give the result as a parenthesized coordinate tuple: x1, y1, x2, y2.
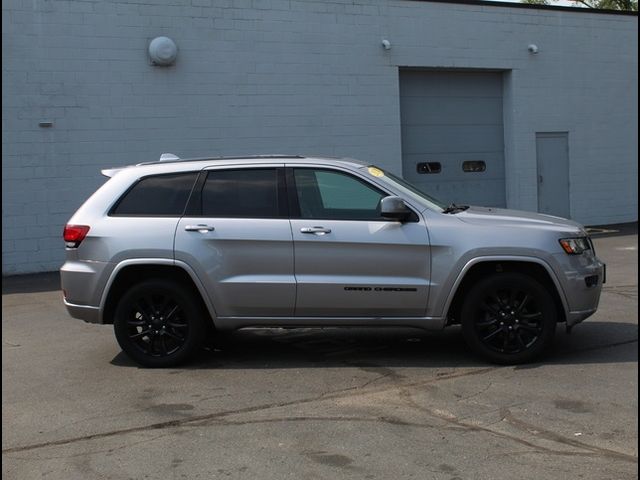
(136, 154, 306, 166)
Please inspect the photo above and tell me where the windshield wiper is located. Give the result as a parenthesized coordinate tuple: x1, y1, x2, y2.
(442, 203, 470, 214)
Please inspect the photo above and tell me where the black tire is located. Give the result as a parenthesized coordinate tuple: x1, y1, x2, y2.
(114, 279, 206, 367)
(460, 273, 557, 364)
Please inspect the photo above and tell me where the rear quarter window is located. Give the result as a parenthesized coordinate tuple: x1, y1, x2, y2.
(111, 172, 198, 216)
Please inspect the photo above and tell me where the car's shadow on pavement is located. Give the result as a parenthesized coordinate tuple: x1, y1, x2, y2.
(110, 321, 638, 370)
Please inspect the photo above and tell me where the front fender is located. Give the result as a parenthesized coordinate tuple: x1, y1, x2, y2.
(433, 254, 570, 319)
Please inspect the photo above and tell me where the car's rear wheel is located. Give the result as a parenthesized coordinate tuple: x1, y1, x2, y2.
(114, 279, 206, 367)
(460, 273, 557, 364)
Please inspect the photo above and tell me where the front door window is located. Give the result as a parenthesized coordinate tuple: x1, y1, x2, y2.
(293, 169, 386, 220)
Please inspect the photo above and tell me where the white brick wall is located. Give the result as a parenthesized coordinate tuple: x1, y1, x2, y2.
(2, 0, 638, 274)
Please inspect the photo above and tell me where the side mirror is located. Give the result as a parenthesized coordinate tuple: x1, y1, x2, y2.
(380, 196, 411, 221)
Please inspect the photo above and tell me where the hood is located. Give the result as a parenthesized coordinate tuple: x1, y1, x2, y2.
(455, 206, 586, 234)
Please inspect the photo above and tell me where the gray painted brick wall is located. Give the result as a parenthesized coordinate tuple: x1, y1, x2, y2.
(2, 0, 638, 274)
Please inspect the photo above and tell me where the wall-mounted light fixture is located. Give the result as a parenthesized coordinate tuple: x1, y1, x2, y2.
(381, 39, 392, 50)
(527, 44, 539, 54)
(148, 36, 178, 66)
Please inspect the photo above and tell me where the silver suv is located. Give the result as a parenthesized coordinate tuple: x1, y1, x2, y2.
(61, 154, 605, 367)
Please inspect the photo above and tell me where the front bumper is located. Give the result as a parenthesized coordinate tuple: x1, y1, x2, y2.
(563, 260, 606, 327)
(566, 308, 598, 327)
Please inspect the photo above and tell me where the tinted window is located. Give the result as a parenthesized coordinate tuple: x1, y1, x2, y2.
(416, 162, 441, 174)
(202, 169, 279, 218)
(293, 169, 386, 220)
(112, 173, 197, 216)
(462, 160, 486, 172)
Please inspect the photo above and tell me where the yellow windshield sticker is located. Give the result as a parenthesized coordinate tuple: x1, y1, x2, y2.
(368, 167, 385, 178)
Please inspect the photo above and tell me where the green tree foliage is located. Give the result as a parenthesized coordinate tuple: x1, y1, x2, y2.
(522, 0, 638, 10)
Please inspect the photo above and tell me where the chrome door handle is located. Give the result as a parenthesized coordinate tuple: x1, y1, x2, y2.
(185, 224, 215, 232)
(300, 226, 331, 235)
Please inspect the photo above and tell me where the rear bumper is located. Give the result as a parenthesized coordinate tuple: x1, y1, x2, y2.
(60, 259, 113, 323)
(64, 299, 101, 324)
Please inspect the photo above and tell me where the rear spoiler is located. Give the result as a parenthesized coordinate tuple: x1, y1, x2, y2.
(101, 168, 125, 178)
(101, 153, 182, 177)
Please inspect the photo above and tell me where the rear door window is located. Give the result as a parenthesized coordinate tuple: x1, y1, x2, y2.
(201, 168, 283, 218)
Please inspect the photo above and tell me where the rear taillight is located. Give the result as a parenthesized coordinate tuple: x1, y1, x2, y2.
(63, 224, 90, 248)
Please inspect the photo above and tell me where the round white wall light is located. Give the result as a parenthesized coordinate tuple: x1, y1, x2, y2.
(527, 44, 539, 54)
(381, 39, 391, 50)
(148, 36, 178, 66)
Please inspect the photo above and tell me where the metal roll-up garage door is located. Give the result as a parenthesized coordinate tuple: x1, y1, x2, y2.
(399, 70, 506, 207)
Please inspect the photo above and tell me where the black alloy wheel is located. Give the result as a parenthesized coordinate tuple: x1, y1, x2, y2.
(114, 279, 206, 367)
(461, 273, 557, 364)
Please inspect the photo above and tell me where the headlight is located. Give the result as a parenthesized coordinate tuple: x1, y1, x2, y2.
(559, 237, 591, 255)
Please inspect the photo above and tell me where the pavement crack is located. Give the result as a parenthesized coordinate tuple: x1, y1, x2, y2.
(400, 392, 637, 464)
(1, 367, 496, 454)
(344, 362, 405, 389)
(501, 408, 637, 463)
(4, 432, 171, 461)
(602, 285, 638, 300)
(198, 414, 434, 429)
(456, 381, 493, 402)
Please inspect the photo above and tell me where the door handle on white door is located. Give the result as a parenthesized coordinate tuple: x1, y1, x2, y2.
(185, 224, 215, 233)
(300, 226, 331, 235)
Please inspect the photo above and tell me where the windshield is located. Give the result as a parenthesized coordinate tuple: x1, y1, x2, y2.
(364, 166, 447, 211)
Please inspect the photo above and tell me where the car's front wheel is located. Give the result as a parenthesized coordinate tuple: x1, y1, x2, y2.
(460, 273, 557, 364)
(114, 279, 206, 367)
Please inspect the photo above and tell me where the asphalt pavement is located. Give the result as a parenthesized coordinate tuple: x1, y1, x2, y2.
(2, 226, 637, 480)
